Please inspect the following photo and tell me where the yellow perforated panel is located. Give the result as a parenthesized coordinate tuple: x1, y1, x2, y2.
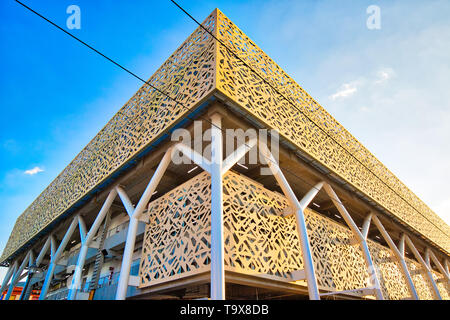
(1, 12, 217, 262)
(3, 9, 449, 265)
(214, 9, 449, 253)
(139, 173, 212, 287)
(139, 171, 447, 299)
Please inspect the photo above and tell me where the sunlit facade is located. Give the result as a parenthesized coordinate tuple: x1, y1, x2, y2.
(1, 9, 449, 300)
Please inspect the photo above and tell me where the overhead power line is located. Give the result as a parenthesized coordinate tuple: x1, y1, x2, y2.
(169, 0, 449, 238)
(13, 0, 449, 242)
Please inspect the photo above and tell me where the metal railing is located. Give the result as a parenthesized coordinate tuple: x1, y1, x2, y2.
(46, 287, 69, 300)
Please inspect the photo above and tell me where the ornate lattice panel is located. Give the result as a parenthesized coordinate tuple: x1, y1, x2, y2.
(431, 270, 450, 300)
(367, 242, 410, 300)
(222, 173, 302, 280)
(139, 171, 447, 299)
(139, 172, 212, 287)
(305, 211, 369, 292)
(214, 9, 450, 253)
(1, 11, 218, 262)
(4, 8, 449, 270)
(405, 259, 435, 300)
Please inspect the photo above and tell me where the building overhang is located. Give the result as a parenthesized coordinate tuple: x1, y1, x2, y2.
(2, 8, 449, 265)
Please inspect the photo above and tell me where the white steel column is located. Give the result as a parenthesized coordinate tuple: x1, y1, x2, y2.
(115, 201, 138, 301)
(371, 215, 419, 299)
(5, 252, 30, 300)
(68, 189, 117, 300)
(426, 248, 450, 283)
(221, 138, 257, 175)
(40, 216, 80, 300)
(0, 261, 18, 296)
(115, 148, 173, 300)
(361, 213, 372, 240)
(35, 237, 51, 268)
(18, 252, 35, 300)
(15, 236, 52, 300)
(398, 235, 406, 257)
(323, 183, 384, 300)
(403, 235, 442, 300)
(210, 113, 225, 300)
(260, 142, 321, 300)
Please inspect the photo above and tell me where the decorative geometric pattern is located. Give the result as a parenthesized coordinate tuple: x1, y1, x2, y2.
(222, 173, 302, 279)
(214, 9, 450, 253)
(1, 11, 218, 262)
(139, 173, 212, 287)
(406, 260, 435, 300)
(431, 269, 450, 300)
(304, 211, 368, 292)
(4, 8, 449, 270)
(368, 242, 410, 300)
(139, 171, 448, 299)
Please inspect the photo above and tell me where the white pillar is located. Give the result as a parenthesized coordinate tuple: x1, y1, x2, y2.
(35, 237, 51, 268)
(371, 215, 419, 300)
(115, 149, 173, 300)
(115, 215, 139, 300)
(68, 245, 89, 300)
(262, 143, 321, 300)
(361, 213, 372, 240)
(40, 217, 79, 300)
(445, 260, 450, 278)
(427, 249, 450, 282)
(323, 183, 384, 300)
(0, 261, 17, 295)
(68, 190, 117, 300)
(209, 113, 225, 300)
(5, 251, 31, 300)
(404, 235, 442, 300)
(39, 262, 57, 300)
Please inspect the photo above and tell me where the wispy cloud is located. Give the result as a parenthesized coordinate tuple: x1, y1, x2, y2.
(329, 82, 359, 100)
(329, 68, 395, 102)
(375, 68, 395, 84)
(24, 167, 44, 175)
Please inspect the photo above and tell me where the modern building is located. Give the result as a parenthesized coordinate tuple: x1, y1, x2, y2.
(1, 9, 449, 300)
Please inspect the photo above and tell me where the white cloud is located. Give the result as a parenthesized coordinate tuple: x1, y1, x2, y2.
(329, 82, 359, 100)
(292, 1, 450, 225)
(374, 68, 395, 84)
(329, 68, 394, 102)
(24, 167, 44, 175)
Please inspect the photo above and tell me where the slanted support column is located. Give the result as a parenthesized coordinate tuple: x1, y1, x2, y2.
(361, 213, 372, 240)
(115, 201, 139, 301)
(17, 236, 52, 300)
(426, 248, 450, 283)
(403, 235, 442, 300)
(5, 252, 31, 300)
(40, 261, 57, 301)
(68, 189, 117, 300)
(18, 252, 35, 300)
(295, 183, 323, 300)
(260, 142, 321, 300)
(40, 216, 80, 300)
(0, 261, 18, 296)
(323, 183, 384, 300)
(371, 215, 419, 300)
(210, 113, 225, 300)
(398, 235, 405, 257)
(115, 148, 173, 300)
(35, 237, 51, 268)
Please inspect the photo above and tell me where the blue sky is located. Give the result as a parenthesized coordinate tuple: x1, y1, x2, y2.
(1, 0, 449, 282)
